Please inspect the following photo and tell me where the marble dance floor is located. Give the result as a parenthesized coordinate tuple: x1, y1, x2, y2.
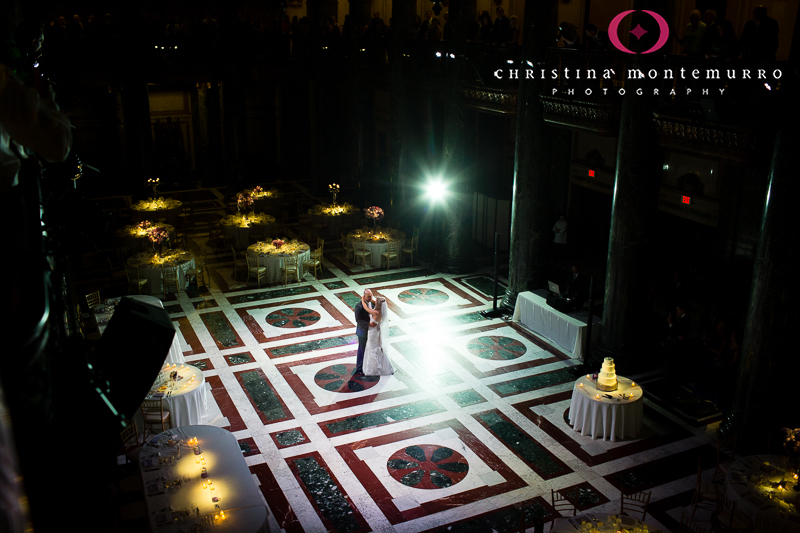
(144, 254, 726, 533)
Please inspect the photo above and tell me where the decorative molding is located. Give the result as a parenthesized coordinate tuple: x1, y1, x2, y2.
(540, 95, 620, 134)
(462, 85, 518, 114)
(653, 114, 756, 162)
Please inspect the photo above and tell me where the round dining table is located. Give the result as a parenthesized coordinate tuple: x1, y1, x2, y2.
(246, 241, 311, 283)
(309, 204, 361, 236)
(551, 512, 666, 533)
(127, 249, 196, 296)
(145, 363, 207, 428)
(568, 375, 644, 442)
(347, 228, 406, 268)
(241, 188, 282, 213)
(724, 454, 800, 533)
(115, 223, 177, 254)
(93, 295, 185, 365)
(131, 197, 183, 226)
(219, 213, 276, 250)
(138, 425, 269, 533)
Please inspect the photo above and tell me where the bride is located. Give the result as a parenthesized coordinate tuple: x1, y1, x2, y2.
(360, 295, 395, 376)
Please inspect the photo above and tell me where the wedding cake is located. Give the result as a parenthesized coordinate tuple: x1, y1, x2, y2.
(597, 357, 618, 392)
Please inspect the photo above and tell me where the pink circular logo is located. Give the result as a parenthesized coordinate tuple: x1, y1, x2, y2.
(608, 10, 670, 54)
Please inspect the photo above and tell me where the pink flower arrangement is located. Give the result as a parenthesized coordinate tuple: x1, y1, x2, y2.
(781, 427, 800, 457)
(272, 239, 285, 247)
(253, 186, 263, 194)
(364, 206, 384, 221)
(147, 226, 170, 244)
(237, 193, 254, 208)
(137, 220, 152, 230)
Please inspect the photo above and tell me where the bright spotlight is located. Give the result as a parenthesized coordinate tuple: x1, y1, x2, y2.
(435, 51, 442, 58)
(426, 179, 448, 202)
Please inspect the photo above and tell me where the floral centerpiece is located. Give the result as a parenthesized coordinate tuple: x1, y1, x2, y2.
(237, 192, 254, 213)
(365, 205, 384, 230)
(137, 220, 152, 230)
(147, 226, 170, 255)
(782, 427, 800, 469)
(253, 185, 263, 195)
(272, 239, 285, 249)
(329, 183, 340, 205)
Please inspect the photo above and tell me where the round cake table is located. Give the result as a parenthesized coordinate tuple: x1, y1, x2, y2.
(127, 250, 196, 296)
(568, 375, 644, 442)
(139, 425, 269, 533)
(115, 223, 177, 254)
(219, 213, 276, 250)
(309, 204, 361, 236)
(246, 241, 311, 283)
(131, 197, 183, 226)
(145, 363, 207, 427)
(347, 228, 406, 268)
(724, 455, 800, 533)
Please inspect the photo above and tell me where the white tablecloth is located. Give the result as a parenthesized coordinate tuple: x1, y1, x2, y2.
(568, 375, 644, 442)
(93, 296, 185, 365)
(149, 364, 207, 428)
(551, 513, 665, 533)
(725, 455, 800, 533)
(139, 425, 268, 533)
(512, 290, 600, 358)
(347, 230, 406, 268)
(128, 252, 195, 296)
(246, 244, 311, 283)
(220, 215, 275, 250)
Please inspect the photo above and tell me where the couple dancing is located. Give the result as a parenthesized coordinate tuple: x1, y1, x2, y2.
(354, 289, 395, 376)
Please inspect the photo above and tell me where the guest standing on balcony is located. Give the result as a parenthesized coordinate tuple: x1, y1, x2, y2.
(677, 10, 706, 56)
(476, 11, 493, 43)
(704, 20, 737, 61)
(425, 18, 442, 41)
(420, 10, 434, 39)
(739, 5, 779, 63)
(491, 7, 511, 46)
(584, 23, 609, 51)
(697, 10, 718, 57)
(504, 16, 519, 46)
(410, 15, 422, 39)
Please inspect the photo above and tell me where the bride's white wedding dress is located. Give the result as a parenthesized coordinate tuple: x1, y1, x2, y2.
(363, 300, 395, 376)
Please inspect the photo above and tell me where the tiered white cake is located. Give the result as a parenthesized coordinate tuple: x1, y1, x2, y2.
(597, 357, 618, 392)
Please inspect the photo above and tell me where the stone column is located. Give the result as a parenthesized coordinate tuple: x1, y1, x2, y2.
(500, 0, 560, 309)
(722, 118, 800, 444)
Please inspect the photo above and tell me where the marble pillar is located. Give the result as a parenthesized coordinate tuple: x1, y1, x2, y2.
(438, 0, 478, 273)
(500, 0, 560, 309)
(723, 120, 800, 444)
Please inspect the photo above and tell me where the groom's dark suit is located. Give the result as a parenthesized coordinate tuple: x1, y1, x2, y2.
(354, 300, 374, 374)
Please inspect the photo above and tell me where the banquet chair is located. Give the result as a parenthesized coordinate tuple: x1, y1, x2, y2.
(120, 421, 142, 463)
(85, 290, 101, 310)
(712, 427, 738, 483)
(620, 489, 651, 520)
(124, 265, 148, 294)
(691, 454, 720, 519)
(341, 233, 354, 264)
(246, 253, 268, 287)
(140, 399, 171, 440)
(207, 219, 223, 248)
(281, 255, 300, 286)
(162, 266, 181, 297)
(304, 241, 324, 280)
(231, 245, 247, 280)
(381, 241, 400, 271)
(712, 492, 752, 532)
(401, 235, 419, 267)
(680, 513, 709, 533)
(353, 241, 371, 271)
(550, 489, 576, 527)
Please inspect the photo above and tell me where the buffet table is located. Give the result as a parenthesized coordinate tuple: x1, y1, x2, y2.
(131, 197, 183, 226)
(246, 241, 311, 283)
(146, 363, 207, 427)
(347, 228, 405, 268)
(310, 204, 360, 236)
(127, 250, 195, 296)
(139, 425, 268, 533)
(724, 455, 800, 533)
(92, 296, 185, 365)
(568, 375, 644, 442)
(550, 512, 665, 533)
(219, 213, 276, 250)
(115, 223, 177, 254)
(512, 289, 600, 358)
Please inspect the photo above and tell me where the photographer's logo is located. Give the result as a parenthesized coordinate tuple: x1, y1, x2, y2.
(609, 10, 669, 54)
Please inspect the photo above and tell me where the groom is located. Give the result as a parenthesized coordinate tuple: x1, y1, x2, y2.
(354, 288, 375, 375)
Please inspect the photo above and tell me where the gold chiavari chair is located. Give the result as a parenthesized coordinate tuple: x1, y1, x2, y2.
(381, 241, 400, 271)
(246, 253, 267, 287)
(162, 266, 180, 297)
(140, 399, 171, 440)
(85, 290, 101, 310)
(353, 241, 371, 271)
(281, 255, 300, 286)
(304, 241, 324, 280)
(550, 489, 576, 528)
(231, 245, 247, 280)
(620, 489, 651, 521)
(124, 265, 148, 294)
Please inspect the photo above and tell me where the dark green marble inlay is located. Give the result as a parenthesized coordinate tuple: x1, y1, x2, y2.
(271, 335, 359, 356)
(275, 430, 307, 447)
(440, 312, 485, 327)
(450, 390, 486, 407)
(389, 326, 404, 337)
(326, 400, 442, 435)
(294, 456, 360, 533)
(188, 360, 208, 370)
(324, 281, 347, 290)
(493, 368, 575, 396)
(337, 292, 362, 311)
(479, 412, 569, 477)
(355, 269, 433, 285)
(164, 304, 183, 314)
(239, 441, 252, 454)
(564, 485, 603, 507)
(463, 276, 507, 297)
(240, 371, 286, 421)
(201, 312, 240, 348)
(431, 500, 551, 533)
(608, 447, 718, 492)
(229, 285, 314, 304)
(227, 353, 253, 365)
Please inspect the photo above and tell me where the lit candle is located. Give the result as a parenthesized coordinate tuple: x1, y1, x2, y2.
(196, 457, 200, 464)
(579, 383, 584, 387)
(596, 394, 600, 398)
(203, 483, 207, 489)
(587, 374, 591, 379)
(631, 382, 636, 387)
